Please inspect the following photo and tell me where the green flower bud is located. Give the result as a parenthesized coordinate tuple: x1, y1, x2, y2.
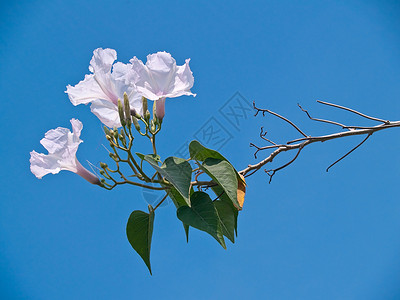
(109, 153, 118, 161)
(142, 96, 148, 113)
(119, 132, 126, 145)
(117, 99, 126, 127)
(132, 116, 141, 131)
(145, 110, 151, 122)
(123, 93, 132, 126)
(100, 162, 108, 169)
(103, 126, 110, 136)
(106, 134, 112, 141)
(99, 170, 105, 175)
(153, 100, 157, 118)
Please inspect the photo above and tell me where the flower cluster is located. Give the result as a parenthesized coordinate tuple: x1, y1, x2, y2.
(30, 48, 195, 183)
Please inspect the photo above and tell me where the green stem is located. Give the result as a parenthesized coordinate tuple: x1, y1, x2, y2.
(151, 134, 157, 155)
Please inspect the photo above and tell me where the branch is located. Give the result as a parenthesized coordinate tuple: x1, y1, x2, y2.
(317, 100, 389, 124)
(240, 101, 400, 180)
(325, 133, 372, 172)
(253, 102, 308, 137)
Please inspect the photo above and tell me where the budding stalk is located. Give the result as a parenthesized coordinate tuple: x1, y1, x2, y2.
(103, 126, 110, 136)
(123, 92, 132, 127)
(117, 99, 126, 127)
(142, 96, 148, 113)
(155, 97, 166, 120)
(132, 116, 141, 131)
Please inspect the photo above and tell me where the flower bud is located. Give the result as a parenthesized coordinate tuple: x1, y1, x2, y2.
(103, 126, 110, 136)
(113, 128, 119, 139)
(150, 119, 155, 132)
(117, 99, 126, 127)
(123, 93, 132, 126)
(153, 100, 157, 119)
(155, 97, 166, 120)
(119, 131, 126, 145)
(109, 153, 118, 161)
(142, 96, 148, 113)
(100, 162, 108, 169)
(132, 116, 141, 131)
(145, 110, 151, 123)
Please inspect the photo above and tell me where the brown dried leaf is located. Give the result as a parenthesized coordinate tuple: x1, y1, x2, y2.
(237, 174, 246, 210)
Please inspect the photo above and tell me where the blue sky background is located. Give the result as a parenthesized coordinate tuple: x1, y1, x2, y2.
(1, 0, 400, 299)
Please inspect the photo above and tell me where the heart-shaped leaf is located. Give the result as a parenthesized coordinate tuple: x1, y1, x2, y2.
(144, 156, 192, 206)
(189, 140, 226, 162)
(167, 186, 195, 242)
(177, 192, 226, 248)
(214, 200, 236, 243)
(211, 185, 239, 236)
(189, 140, 245, 184)
(200, 158, 239, 209)
(126, 205, 155, 275)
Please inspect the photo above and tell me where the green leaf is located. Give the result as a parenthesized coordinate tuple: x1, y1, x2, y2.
(212, 184, 239, 237)
(168, 186, 189, 208)
(200, 158, 239, 209)
(189, 140, 226, 161)
(177, 191, 226, 249)
(167, 186, 194, 242)
(135, 152, 161, 163)
(144, 156, 192, 206)
(189, 140, 245, 184)
(126, 205, 155, 275)
(214, 200, 236, 243)
(183, 223, 190, 243)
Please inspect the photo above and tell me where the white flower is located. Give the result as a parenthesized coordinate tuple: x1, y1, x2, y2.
(30, 119, 100, 185)
(130, 51, 195, 119)
(65, 48, 142, 128)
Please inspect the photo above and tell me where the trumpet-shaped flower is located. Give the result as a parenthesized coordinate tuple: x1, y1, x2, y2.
(66, 48, 142, 128)
(30, 119, 100, 185)
(130, 51, 195, 119)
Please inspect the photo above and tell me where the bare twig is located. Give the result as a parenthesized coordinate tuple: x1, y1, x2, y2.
(254, 102, 308, 137)
(265, 144, 304, 183)
(259, 127, 277, 145)
(317, 100, 389, 124)
(239, 101, 400, 181)
(326, 133, 372, 172)
(297, 103, 348, 129)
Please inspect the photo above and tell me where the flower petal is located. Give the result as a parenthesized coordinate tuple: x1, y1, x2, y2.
(30, 151, 63, 179)
(40, 127, 70, 154)
(90, 99, 121, 128)
(70, 118, 83, 140)
(130, 57, 160, 100)
(144, 52, 176, 97)
(130, 52, 195, 101)
(172, 58, 196, 97)
(66, 74, 108, 106)
(89, 48, 117, 74)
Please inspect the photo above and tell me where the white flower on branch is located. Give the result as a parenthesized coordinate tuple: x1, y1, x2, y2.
(65, 48, 143, 128)
(130, 51, 196, 119)
(30, 119, 100, 185)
